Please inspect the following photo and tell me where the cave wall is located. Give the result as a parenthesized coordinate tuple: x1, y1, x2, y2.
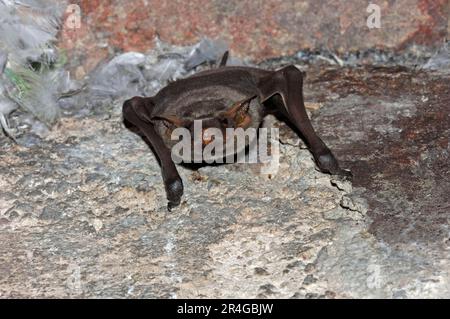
(59, 0, 449, 74)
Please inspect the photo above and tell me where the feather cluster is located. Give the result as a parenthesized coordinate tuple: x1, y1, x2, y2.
(0, 0, 67, 134)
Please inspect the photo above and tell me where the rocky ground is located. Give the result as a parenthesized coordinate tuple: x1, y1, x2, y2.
(0, 55, 449, 298)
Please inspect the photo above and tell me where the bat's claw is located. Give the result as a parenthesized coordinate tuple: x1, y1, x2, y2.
(165, 177, 183, 212)
(333, 169, 353, 182)
(167, 200, 181, 212)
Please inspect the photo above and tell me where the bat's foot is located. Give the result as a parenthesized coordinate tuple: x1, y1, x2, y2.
(315, 151, 352, 181)
(315, 151, 340, 173)
(165, 177, 183, 212)
(167, 200, 181, 212)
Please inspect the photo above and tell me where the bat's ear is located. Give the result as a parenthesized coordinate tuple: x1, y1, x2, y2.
(221, 96, 255, 127)
(151, 114, 189, 128)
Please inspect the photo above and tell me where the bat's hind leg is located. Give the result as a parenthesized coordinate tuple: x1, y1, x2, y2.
(123, 97, 184, 210)
(257, 65, 351, 179)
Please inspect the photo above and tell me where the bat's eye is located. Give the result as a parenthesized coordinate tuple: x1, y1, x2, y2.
(220, 118, 230, 127)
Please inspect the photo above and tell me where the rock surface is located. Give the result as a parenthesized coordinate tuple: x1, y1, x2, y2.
(59, 0, 449, 74)
(1, 54, 449, 298)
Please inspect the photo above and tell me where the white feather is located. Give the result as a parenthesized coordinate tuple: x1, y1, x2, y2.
(0, 0, 68, 125)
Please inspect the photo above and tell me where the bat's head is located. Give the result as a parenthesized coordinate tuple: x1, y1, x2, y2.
(152, 96, 257, 162)
(154, 96, 255, 145)
(152, 115, 229, 148)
